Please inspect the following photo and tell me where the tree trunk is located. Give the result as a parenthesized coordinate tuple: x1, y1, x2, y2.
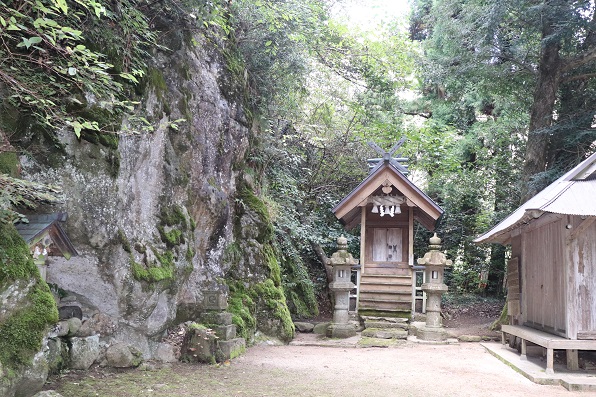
(311, 241, 332, 284)
(521, 5, 562, 202)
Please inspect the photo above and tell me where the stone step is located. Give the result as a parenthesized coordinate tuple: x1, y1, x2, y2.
(361, 328, 408, 340)
(364, 320, 408, 330)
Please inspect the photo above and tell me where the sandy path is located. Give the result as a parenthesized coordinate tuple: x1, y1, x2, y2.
(223, 343, 571, 397)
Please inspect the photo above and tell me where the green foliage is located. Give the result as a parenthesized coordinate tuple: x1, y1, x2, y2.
(0, 223, 58, 372)
(0, 174, 62, 225)
(0, 152, 19, 177)
(0, 0, 133, 135)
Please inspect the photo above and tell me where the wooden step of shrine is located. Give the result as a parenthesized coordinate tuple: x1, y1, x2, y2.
(358, 273, 413, 314)
(362, 264, 411, 276)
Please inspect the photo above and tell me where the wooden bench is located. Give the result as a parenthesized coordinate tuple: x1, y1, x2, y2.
(501, 325, 596, 374)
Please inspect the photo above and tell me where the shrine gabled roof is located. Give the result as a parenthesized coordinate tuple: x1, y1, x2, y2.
(475, 151, 596, 245)
(332, 159, 443, 231)
(15, 212, 78, 257)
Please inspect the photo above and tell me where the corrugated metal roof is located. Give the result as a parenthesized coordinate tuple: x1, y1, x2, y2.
(475, 151, 596, 244)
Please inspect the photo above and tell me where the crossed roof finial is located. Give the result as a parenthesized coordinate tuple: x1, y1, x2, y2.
(367, 137, 409, 175)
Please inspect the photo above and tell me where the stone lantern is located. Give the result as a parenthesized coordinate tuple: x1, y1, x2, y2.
(417, 233, 452, 341)
(327, 235, 358, 338)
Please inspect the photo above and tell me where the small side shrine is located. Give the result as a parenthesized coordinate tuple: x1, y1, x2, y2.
(475, 151, 596, 374)
(332, 140, 443, 317)
(14, 212, 77, 281)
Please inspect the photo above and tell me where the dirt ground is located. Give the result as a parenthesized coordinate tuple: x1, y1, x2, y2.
(44, 300, 574, 397)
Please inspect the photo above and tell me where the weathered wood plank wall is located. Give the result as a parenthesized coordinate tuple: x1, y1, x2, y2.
(568, 216, 596, 339)
(522, 216, 566, 335)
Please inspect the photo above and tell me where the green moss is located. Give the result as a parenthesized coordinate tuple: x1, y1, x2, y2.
(237, 187, 273, 243)
(0, 223, 59, 372)
(252, 279, 295, 341)
(222, 242, 242, 266)
(277, 238, 318, 318)
(185, 246, 195, 262)
(188, 322, 208, 331)
(227, 282, 256, 340)
(159, 227, 183, 247)
(0, 152, 19, 176)
(146, 68, 167, 99)
(160, 205, 187, 229)
(0, 223, 39, 283)
(130, 249, 175, 283)
(117, 229, 131, 253)
(263, 244, 281, 287)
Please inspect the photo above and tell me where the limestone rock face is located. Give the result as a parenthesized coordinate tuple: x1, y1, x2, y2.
(19, 19, 255, 360)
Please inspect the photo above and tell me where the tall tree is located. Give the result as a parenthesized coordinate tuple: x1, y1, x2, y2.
(523, 0, 596, 200)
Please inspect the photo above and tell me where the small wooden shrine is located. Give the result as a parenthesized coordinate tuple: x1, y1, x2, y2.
(475, 151, 596, 374)
(15, 212, 77, 281)
(332, 141, 443, 316)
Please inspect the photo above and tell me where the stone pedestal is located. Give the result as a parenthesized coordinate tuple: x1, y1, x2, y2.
(326, 236, 358, 338)
(183, 292, 245, 363)
(416, 234, 452, 342)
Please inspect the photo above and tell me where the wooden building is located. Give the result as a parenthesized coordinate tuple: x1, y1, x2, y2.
(475, 152, 596, 374)
(15, 212, 77, 281)
(332, 144, 443, 316)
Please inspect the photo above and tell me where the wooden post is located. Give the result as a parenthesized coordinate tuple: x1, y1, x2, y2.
(357, 207, 367, 312)
(566, 349, 579, 371)
(409, 206, 415, 312)
(546, 348, 555, 375)
(520, 339, 527, 360)
(360, 207, 366, 273)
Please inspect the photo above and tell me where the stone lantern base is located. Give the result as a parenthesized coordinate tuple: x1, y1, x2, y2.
(416, 325, 449, 342)
(327, 323, 357, 339)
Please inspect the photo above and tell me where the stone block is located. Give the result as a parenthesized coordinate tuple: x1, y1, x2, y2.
(458, 335, 482, 342)
(58, 305, 82, 320)
(294, 322, 315, 333)
(204, 291, 228, 310)
(218, 338, 246, 360)
(364, 321, 408, 330)
(326, 323, 357, 339)
(214, 324, 236, 340)
(417, 326, 449, 342)
(154, 343, 177, 363)
(199, 311, 232, 326)
(313, 322, 330, 335)
(69, 335, 100, 370)
(182, 328, 218, 364)
(362, 328, 408, 339)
